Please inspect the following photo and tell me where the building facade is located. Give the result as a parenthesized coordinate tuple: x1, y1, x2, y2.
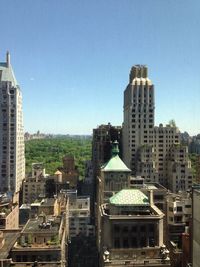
(0, 52, 25, 193)
(23, 163, 46, 203)
(192, 187, 200, 267)
(66, 189, 94, 238)
(0, 193, 19, 230)
(166, 192, 192, 248)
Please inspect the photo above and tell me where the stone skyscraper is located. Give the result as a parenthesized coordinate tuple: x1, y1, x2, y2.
(123, 65, 155, 174)
(0, 52, 25, 193)
(123, 65, 193, 192)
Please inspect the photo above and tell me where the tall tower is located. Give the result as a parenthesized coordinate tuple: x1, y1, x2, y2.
(0, 52, 25, 193)
(123, 65, 155, 173)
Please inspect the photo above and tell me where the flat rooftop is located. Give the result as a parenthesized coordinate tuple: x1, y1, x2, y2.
(23, 216, 61, 234)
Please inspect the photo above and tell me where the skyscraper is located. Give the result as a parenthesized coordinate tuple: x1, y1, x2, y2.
(0, 52, 25, 193)
(123, 65, 155, 174)
(123, 65, 193, 191)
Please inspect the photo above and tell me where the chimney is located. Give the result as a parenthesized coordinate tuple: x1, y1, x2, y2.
(6, 51, 10, 68)
(149, 190, 154, 206)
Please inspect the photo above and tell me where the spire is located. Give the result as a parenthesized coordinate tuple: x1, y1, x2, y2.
(112, 140, 119, 156)
(6, 51, 10, 68)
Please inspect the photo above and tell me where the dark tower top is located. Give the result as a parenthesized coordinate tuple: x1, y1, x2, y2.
(129, 65, 148, 82)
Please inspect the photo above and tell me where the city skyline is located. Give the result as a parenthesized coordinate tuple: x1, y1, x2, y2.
(1, 0, 200, 135)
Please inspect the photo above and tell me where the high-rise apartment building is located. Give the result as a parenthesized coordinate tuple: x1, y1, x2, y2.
(123, 65, 155, 173)
(0, 52, 25, 193)
(123, 65, 192, 192)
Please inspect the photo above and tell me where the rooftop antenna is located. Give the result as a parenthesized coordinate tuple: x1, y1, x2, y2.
(6, 51, 10, 68)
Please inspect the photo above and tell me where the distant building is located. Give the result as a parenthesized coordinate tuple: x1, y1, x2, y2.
(189, 135, 200, 154)
(24, 131, 53, 141)
(58, 156, 79, 189)
(0, 52, 25, 193)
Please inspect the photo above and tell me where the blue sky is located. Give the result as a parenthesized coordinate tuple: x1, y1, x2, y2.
(1, 0, 200, 135)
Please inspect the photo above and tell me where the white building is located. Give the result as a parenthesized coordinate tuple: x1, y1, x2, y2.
(122, 65, 192, 192)
(0, 52, 25, 193)
(166, 192, 192, 246)
(123, 65, 155, 174)
(67, 190, 94, 237)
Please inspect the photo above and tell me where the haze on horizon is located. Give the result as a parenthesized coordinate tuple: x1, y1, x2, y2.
(1, 0, 200, 136)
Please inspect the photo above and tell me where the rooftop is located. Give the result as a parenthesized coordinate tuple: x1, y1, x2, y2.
(23, 216, 61, 234)
(0, 52, 18, 86)
(109, 189, 149, 206)
(0, 231, 20, 259)
(31, 198, 56, 208)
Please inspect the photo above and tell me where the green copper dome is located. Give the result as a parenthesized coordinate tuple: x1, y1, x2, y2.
(109, 189, 149, 206)
(101, 141, 131, 172)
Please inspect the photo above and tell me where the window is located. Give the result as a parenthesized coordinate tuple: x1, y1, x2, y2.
(114, 238, 120, 248)
(131, 237, 137, 248)
(123, 239, 129, 248)
(114, 225, 120, 233)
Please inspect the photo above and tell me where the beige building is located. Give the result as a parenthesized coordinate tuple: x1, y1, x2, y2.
(122, 65, 192, 192)
(123, 65, 154, 174)
(166, 192, 191, 247)
(97, 143, 170, 267)
(11, 214, 67, 266)
(0, 52, 25, 193)
(58, 156, 79, 189)
(166, 145, 193, 192)
(0, 193, 19, 230)
(23, 163, 46, 203)
(65, 189, 94, 237)
(129, 176, 168, 211)
(97, 189, 170, 267)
